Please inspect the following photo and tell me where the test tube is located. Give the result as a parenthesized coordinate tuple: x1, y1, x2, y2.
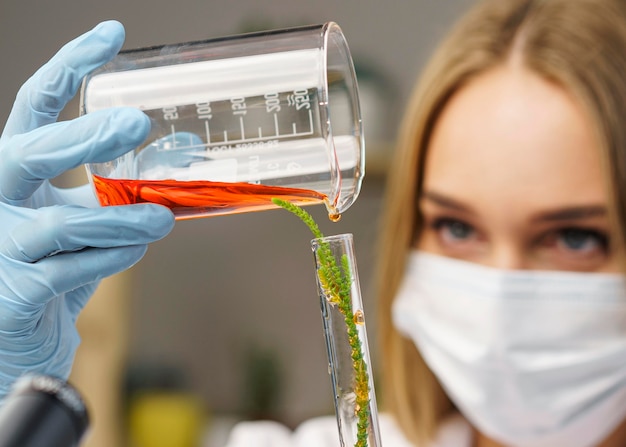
(311, 233, 382, 447)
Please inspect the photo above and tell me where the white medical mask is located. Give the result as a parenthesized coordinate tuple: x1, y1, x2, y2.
(392, 251, 626, 447)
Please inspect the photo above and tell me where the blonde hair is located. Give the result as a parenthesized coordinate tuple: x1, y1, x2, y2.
(376, 0, 626, 444)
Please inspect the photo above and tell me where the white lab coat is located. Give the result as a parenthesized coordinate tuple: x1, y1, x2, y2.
(224, 413, 472, 447)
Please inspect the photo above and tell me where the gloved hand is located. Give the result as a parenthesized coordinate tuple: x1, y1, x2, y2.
(0, 21, 175, 399)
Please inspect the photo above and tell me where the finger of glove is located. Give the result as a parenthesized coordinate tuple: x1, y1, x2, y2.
(1, 21, 125, 139)
(0, 107, 150, 204)
(0, 203, 174, 263)
(32, 183, 99, 209)
(3, 244, 149, 309)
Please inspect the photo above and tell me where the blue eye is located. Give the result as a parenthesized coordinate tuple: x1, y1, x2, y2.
(433, 218, 475, 241)
(557, 228, 608, 253)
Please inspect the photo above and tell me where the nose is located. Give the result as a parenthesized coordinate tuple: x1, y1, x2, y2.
(484, 242, 528, 270)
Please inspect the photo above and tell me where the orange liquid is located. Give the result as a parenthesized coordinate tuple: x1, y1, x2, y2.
(92, 175, 338, 220)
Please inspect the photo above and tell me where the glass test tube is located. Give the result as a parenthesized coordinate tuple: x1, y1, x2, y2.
(311, 233, 382, 447)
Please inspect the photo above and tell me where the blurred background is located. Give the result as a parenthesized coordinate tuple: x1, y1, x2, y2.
(0, 1, 473, 446)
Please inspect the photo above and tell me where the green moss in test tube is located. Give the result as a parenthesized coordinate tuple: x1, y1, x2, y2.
(272, 198, 382, 447)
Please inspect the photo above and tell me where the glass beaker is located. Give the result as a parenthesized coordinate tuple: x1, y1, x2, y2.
(80, 22, 364, 220)
(311, 234, 382, 447)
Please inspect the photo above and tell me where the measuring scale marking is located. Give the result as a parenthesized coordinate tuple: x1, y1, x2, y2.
(137, 88, 320, 155)
(173, 104, 316, 147)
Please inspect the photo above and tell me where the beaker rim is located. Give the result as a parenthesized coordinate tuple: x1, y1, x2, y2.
(310, 232, 354, 245)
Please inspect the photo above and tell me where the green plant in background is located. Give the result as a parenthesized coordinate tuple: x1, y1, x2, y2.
(241, 343, 283, 421)
(271, 198, 371, 447)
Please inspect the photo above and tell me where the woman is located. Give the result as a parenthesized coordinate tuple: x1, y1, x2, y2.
(228, 0, 626, 445)
(378, 0, 626, 445)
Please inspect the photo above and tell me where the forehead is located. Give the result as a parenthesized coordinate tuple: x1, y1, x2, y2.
(422, 65, 606, 211)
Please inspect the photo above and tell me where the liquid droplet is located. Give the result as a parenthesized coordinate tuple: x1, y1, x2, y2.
(354, 310, 365, 325)
(329, 212, 341, 222)
(323, 197, 341, 222)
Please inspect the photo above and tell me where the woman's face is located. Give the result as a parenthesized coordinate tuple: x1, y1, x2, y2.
(417, 65, 618, 272)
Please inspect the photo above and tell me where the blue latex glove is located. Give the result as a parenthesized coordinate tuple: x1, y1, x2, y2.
(0, 21, 176, 398)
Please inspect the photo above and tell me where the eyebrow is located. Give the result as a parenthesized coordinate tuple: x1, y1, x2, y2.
(530, 206, 607, 222)
(421, 190, 607, 222)
(420, 191, 473, 213)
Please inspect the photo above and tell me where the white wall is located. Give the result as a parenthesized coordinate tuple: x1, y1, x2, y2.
(0, 0, 474, 429)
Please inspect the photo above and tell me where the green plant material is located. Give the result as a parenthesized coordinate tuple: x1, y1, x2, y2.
(271, 198, 371, 447)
